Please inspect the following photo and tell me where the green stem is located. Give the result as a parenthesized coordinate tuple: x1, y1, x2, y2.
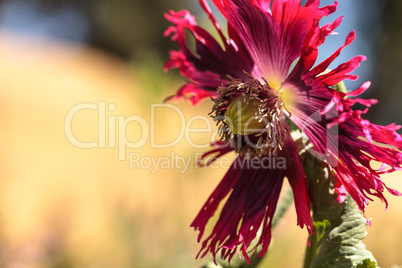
(300, 149, 378, 268)
(303, 230, 318, 268)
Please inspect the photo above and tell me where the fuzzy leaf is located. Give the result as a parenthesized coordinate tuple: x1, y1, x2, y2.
(302, 153, 378, 268)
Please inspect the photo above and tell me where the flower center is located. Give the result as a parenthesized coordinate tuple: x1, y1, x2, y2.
(210, 75, 290, 158)
(224, 96, 266, 135)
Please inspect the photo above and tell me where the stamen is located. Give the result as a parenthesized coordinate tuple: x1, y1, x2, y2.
(210, 76, 289, 158)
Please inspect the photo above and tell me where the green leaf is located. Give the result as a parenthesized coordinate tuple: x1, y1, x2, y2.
(301, 153, 378, 268)
(356, 259, 378, 268)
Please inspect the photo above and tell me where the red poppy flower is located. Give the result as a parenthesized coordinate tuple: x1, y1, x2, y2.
(164, 0, 402, 264)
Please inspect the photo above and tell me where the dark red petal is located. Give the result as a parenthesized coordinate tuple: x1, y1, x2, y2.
(214, 0, 335, 81)
(191, 156, 284, 263)
(287, 77, 402, 213)
(319, 55, 367, 86)
(164, 8, 254, 104)
(191, 134, 312, 263)
(289, 16, 344, 80)
(197, 141, 234, 166)
(249, 0, 272, 12)
(311, 30, 355, 77)
(283, 137, 313, 235)
(164, 84, 217, 105)
(347, 81, 371, 97)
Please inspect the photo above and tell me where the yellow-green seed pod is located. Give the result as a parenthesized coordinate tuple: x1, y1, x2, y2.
(225, 96, 266, 135)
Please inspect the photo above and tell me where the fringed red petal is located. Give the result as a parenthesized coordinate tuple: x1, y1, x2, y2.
(191, 135, 312, 264)
(164, 5, 254, 104)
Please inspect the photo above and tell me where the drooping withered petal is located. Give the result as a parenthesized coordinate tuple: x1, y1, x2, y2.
(164, 0, 402, 264)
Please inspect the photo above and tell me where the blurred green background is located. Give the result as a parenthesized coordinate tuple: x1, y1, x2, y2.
(0, 0, 401, 267)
